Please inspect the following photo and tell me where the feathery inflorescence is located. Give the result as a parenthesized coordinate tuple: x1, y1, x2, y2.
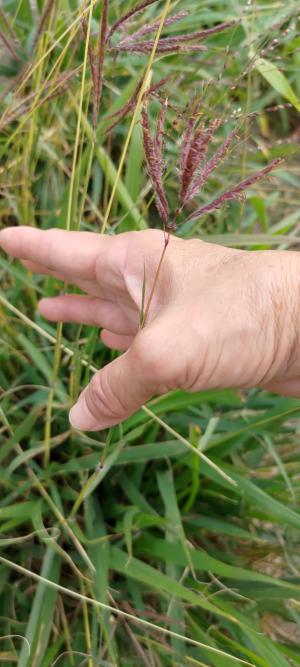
(82, 2, 236, 129)
(105, 75, 172, 134)
(121, 21, 236, 49)
(107, 0, 159, 42)
(141, 101, 169, 227)
(111, 16, 235, 56)
(117, 11, 189, 46)
(183, 126, 238, 202)
(80, 3, 282, 225)
(81, 0, 109, 131)
(112, 41, 207, 55)
(186, 158, 284, 221)
(142, 100, 283, 229)
(179, 114, 222, 207)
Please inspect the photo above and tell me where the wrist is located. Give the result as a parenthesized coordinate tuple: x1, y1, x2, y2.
(253, 250, 300, 387)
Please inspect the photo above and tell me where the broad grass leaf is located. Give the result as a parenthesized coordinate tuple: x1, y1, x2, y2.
(17, 547, 61, 667)
(255, 57, 300, 111)
(110, 545, 254, 628)
(136, 536, 300, 595)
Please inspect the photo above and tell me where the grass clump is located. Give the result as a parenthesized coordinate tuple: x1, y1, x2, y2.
(0, 1, 300, 666)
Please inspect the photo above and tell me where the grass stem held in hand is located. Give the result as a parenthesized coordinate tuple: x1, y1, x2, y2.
(140, 231, 169, 328)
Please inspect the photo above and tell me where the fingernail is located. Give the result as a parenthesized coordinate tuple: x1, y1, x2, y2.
(69, 393, 100, 431)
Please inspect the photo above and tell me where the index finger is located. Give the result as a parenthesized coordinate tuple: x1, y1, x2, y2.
(0, 227, 123, 284)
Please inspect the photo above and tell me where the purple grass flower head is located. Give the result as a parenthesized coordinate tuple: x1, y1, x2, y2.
(186, 158, 284, 221)
(107, 0, 159, 42)
(185, 127, 238, 202)
(112, 41, 207, 55)
(141, 102, 169, 227)
(179, 117, 222, 206)
(141, 99, 284, 231)
(105, 75, 172, 134)
(117, 11, 188, 46)
(179, 99, 201, 180)
(112, 18, 235, 57)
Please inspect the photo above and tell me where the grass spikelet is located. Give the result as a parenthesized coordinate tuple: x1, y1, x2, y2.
(187, 158, 284, 220)
(113, 40, 207, 55)
(105, 75, 172, 134)
(107, 0, 159, 42)
(185, 126, 238, 201)
(117, 10, 188, 46)
(179, 117, 222, 206)
(141, 102, 169, 226)
(113, 16, 235, 56)
(179, 99, 201, 179)
(155, 97, 168, 169)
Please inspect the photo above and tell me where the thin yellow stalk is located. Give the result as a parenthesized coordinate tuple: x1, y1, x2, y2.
(77, 94, 95, 230)
(22, 36, 45, 226)
(100, 0, 173, 234)
(0, 403, 95, 574)
(0, 555, 255, 666)
(140, 234, 169, 327)
(43, 322, 63, 467)
(80, 579, 93, 667)
(44, 0, 94, 466)
(142, 406, 237, 487)
(66, 0, 94, 232)
(58, 596, 75, 666)
(86, 579, 118, 664)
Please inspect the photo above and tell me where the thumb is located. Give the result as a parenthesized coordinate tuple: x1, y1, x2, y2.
(69, 335, 161, 430)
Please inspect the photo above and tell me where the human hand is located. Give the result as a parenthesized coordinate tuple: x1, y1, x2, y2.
(0, 226, 299, 431)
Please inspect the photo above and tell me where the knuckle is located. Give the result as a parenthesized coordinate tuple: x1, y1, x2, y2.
(133, 331, 163, 379)
(132, 329, 175, 393)
(86, 370, 127, 421)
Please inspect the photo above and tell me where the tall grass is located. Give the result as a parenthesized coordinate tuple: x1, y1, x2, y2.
(0, 1, 300, 665)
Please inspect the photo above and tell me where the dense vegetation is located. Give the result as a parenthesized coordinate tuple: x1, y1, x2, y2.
(0, 1, 300, 665)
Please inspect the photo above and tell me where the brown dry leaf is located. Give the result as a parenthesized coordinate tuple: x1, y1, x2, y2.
(261, 612, 300, 645)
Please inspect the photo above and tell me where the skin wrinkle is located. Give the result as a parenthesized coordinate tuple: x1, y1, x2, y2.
(3, 226, 300, 430)
(263, 275, 283, 383)
(86, 364, 130, 422)
(284, 305, 299, 376)
(255, 254, 297, 386)
(241, 271, 275, 387)
(274, 258, 300, 379)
